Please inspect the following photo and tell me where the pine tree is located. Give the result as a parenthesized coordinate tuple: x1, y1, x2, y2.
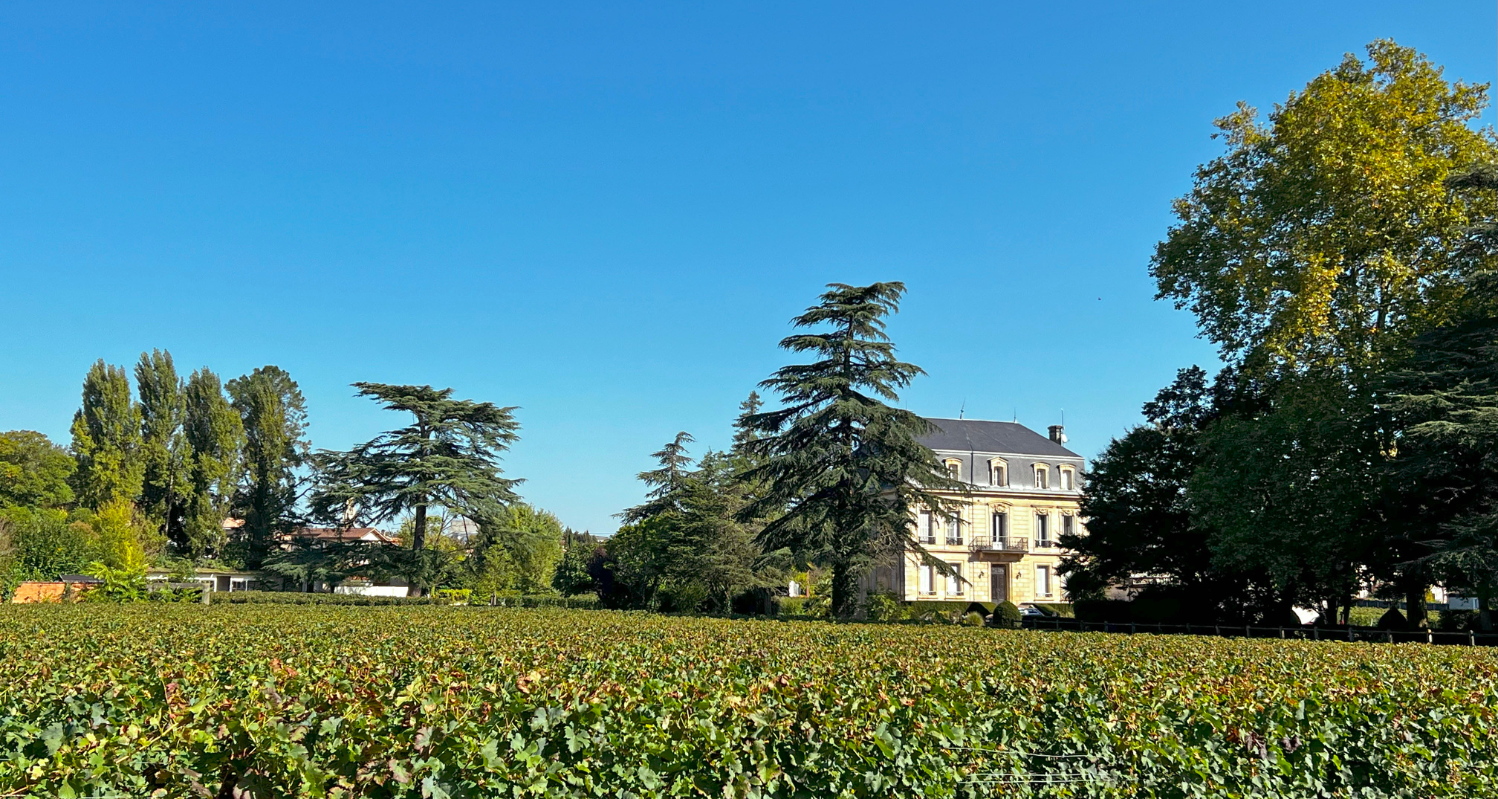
(740, 282, 962, 617)
(70, 360, 144, 509)
(135, 350, 190, 547)
(619, 432, 695, 525)
(731, 392, 763, 454)
(228, 366, 308, 569)
(310, 383, 521, 592)
(182, 368, 244, 556)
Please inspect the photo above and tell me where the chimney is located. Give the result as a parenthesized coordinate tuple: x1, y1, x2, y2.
(1048, 425, 1067, 444)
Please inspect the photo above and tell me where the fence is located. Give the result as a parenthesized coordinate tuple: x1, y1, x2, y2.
(1021, 615, 1498, 646)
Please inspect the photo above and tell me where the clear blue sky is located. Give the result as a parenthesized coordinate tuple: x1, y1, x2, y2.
(2, 3, 1494, 535)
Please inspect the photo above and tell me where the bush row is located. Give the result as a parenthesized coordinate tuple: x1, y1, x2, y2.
(211, 591, 602, 609)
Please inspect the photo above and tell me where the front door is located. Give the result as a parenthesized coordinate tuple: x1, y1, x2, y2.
(990, 565, 1007, 602)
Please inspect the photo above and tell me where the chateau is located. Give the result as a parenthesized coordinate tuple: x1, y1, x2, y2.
(870, 418, 1085, 604)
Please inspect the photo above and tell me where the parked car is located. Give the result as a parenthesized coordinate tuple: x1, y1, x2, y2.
(1018, 603, 1057, 618)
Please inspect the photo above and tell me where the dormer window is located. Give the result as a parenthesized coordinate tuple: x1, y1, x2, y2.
(944, 459, 962, 481)
(1060, 467, 1074, 491)
(989, 458, 1008, 487)
(1034, 464, 1049, 490)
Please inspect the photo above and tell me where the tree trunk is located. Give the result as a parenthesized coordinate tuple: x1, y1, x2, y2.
(1405, 584, 1428, 631)
(407, 502, 428, 597)
(1481, 594, 1493, 633)
(412, 503, 427, 551)
(830, 561, 860, 619)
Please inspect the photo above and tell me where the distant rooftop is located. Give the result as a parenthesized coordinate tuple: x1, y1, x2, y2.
(919, 417, 1079, 459)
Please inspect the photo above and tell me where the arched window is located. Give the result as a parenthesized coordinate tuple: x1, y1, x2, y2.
(1034, 463, 1050, 490)
(1059, 466, 1075, 491)
(944, 458, 962, 482)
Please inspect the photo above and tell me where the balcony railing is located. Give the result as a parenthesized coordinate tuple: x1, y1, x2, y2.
(969, 536, 1028, 554)
(1035, 539, 1057, 549)
(944, 537, 964, 546)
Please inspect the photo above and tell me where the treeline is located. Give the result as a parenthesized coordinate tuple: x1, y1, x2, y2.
(565, 282, 965, 618)
(1062, 42, 1498, 632)
(562, 400, 792, 614)
(0, 362, 582, 599)
(0, 355, 307, 590)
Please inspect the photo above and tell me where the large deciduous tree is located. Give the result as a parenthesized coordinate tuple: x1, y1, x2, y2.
(69, 360, 144, 510)
(1063, 369, 1220, 598)
(310, 383, 521, 593)
(227, 366, 309, 569)
(469, 503, 565, 597)
(739, 282, 961, 618)
(1147, 41, 1498, 626)
(0, 431, 75, 509)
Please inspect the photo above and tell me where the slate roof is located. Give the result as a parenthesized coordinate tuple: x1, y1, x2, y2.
(918, 417, 1080, 459)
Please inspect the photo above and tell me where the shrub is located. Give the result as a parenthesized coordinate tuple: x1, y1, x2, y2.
(777, 596, 808, 617)
(434, 588, 472, 605)
(802, 594, 831, 619)
(1035, 602, 1074, 618)
(864, 591, 904, 622)
(991, 600, 1022, 629)
(1377, 606, 1407, 630)
(961, 611, 985, 627)
(82, 562, 145, 603)
(906, 601, 977, 624)
(1437, 609, 1478, 632)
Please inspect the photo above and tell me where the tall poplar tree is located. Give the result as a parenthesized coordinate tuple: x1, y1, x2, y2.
(740, 282, 961, 617)
(135, 350, 190, 546)
(70, 360, 144, 510)
(228, 366, 308, 569)
(310, 384, 521, 590)
(182, 368, 244, 556)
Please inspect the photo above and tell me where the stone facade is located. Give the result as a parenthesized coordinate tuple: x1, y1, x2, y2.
(867, 418, 1085, 605)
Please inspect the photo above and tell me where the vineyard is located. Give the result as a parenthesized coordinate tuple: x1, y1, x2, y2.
(2, 605, 1496, 798)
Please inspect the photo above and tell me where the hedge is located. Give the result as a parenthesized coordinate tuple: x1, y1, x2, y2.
(2, 605, 1496, 797)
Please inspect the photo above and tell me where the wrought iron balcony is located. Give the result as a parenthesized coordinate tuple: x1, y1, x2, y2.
(969, 536, 1028, 554)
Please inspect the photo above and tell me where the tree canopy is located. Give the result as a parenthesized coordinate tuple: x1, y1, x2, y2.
(0, 431, 75, 509)
(1153, 40, 1498, 379)
(310, 383, 521, 592)
(69, 360, 144, 510)
(227, 365, 309, 569)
